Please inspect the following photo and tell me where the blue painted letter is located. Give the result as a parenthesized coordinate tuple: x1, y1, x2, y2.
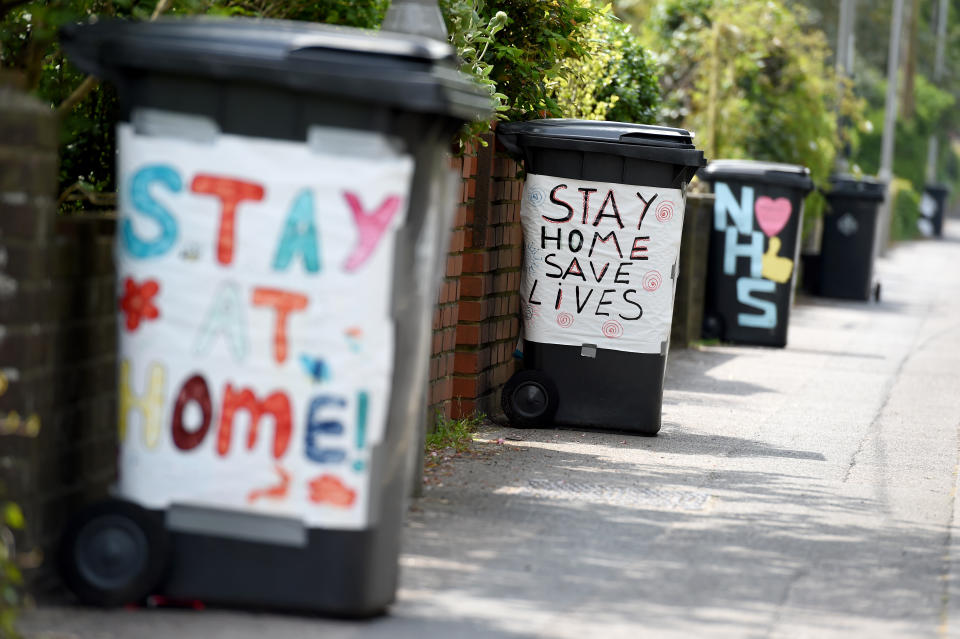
(273, 189, 320, 273)
(124, 165, 180, 258)
(736, 277, 777, 328)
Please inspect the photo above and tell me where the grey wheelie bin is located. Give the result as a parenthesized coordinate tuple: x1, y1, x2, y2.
(58, 17, 490, 616)
(920, 184, 949, 237)
(497, 120, 705, 435)
(699, 160, 814, 348)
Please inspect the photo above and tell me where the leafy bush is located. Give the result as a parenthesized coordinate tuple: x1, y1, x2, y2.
(889, 177, 921, 242)
(642, 0, 864, 234)
(550, 8, 659, 123)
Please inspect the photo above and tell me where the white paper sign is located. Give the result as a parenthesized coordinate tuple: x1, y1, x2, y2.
(115, 123, 414, 529)
(519, 173, 685, 354)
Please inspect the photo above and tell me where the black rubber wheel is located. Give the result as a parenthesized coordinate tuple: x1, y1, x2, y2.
(59, 499, 170, 607)
(701, 312, 724, 340)
(501, 370, 559, 428)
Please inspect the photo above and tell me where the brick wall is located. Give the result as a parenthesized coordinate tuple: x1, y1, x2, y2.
(428, 133, 524, 424)
(0, 88, 117, 588)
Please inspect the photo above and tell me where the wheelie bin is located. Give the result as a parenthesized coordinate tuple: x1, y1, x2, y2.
(818, 175, 886, 301)
(920, 184, 949, 237)
(58, 17, 490, 616)
(497, 120, 705, 435)
(699, 160, 814, 347)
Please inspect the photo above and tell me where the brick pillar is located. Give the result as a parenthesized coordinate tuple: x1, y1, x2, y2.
(0, 88, 117, 590)
(451, 135, 524, 419)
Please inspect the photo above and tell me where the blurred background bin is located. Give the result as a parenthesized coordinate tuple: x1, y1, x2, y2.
(817, 175, 886, 301)
(58, 17, 489, 616)
(699, 160, 813, 348)
(497, 120, 704, 435)
(920, 183, 950, 237)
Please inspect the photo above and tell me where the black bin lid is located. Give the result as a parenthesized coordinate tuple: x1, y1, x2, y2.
(60, 17, 492, 122)
(828, 174, 886, 201)
(496, 119, 705, 168)
(701, 159, 814, 193)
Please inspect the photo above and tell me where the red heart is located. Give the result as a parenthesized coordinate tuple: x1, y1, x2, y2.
(754, 197, 793, 237)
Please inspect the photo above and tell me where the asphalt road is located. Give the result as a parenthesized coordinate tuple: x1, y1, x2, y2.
(21, 220, 960, 639)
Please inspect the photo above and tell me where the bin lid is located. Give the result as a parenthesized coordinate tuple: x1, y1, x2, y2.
(828, 174, 886, 201)
(700, 159, 814, 193)
(497, 119, 705, 168)
(60, 17, 492, 122)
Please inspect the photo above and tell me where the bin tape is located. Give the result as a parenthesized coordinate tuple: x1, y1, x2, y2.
(114, 123, 413, 530)
(519, 173, 685, 355)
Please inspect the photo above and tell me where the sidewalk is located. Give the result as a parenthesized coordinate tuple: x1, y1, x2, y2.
(22, 221, 960, 638)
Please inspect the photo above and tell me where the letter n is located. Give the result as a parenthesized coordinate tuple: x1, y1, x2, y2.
(714, 182, 755, 234)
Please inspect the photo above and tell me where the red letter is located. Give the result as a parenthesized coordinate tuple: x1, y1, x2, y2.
(190, 175, 265, 265)
(218, 384, 292, 458)
(343, 192, 402, 272)
(252, 288, 308, 363)
(631, 236, 650, 260)
(172, 374, 213, 451)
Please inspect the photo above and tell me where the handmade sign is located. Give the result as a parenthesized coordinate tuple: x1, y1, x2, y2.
(519, 174, 685, 354)
(712, 182, 796, 329)
(115, 124, 413, 529)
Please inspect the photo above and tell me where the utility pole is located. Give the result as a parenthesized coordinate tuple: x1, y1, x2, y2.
(836, 0, 856, 78)
(877, 0, 906, 257)
(926, 0, 949, 183)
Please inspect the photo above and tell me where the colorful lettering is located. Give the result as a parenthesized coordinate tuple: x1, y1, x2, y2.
(217, 384, 292, 459)
(273, 189, 321, 273)
(171, 374, 213, 451)
(194, 282, 247, 361)
(119, 359, 166, 448)
(189, 175, 265, 265)
(252, 288, 308, 364)
(124, 165, 180, 258)
(343, 192, 402, 271)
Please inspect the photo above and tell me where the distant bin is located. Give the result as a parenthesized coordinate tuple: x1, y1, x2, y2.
(920, 184, 950, 237)
(58, 18, 489, 616)
(818, 175, 886, 301)
(497, 119, 705, 435)
(699, 160, 814, 347)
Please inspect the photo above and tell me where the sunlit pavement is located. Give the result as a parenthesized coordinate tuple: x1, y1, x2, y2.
(22, 219, 960, 638)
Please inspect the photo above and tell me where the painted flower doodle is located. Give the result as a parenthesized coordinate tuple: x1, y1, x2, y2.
(309, 474, 357, 508)
(119, 277, 160, 332)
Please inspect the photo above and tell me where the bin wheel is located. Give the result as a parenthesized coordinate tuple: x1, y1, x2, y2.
(501, 370, 559, 428)
(59, 499, 170, 607)
(702, 312, 724, 341)
(873, 282, 882, 302)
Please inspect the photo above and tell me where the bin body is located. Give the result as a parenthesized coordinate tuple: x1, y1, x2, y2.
(61, 18, 488, 615)
(819, 175, 885, 301)
(498, 120, 704, 434)
(700, 161, 813, 348)
(920, 184, 950, 237)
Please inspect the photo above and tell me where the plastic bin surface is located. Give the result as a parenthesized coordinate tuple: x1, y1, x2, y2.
(700, 160, 813, 347)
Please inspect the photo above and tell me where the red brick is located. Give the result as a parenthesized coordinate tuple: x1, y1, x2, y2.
(454, 351, 479, 374)
(461, 252, 485, 274)
(452, 376, 479, 397)
(445, 255, 462, 278)
(458, 300, 483, 322)
(460, 275, 486, 298)
(456, 323, 480, 346)
(431, 331, 443, 354)
(467, 179, 477, 199)
(450, 399, 477, 420)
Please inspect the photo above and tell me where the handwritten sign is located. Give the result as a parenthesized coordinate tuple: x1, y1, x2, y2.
(713, 182, 795, 329)
(519, 174, 685, 354)
(115, 124, 413, 530)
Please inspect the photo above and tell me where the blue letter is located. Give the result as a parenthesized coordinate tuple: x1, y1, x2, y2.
(736, 277, 777, 328)
(305, 395, 346, 464)
(723, 228, 764, 277)
(714, 182, 755, 234)
(124, 165, 180, 258)
(273, 189, 320, 273)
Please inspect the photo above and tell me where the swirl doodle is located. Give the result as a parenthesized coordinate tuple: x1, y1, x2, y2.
(556, 312, 575, 329)
(642, 270, 662, 292)
(527, 187, 547, 207)
(601, 320, 624, 339)
(655, 201, 674, 223)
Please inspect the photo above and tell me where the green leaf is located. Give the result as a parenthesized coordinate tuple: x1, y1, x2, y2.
(3, 503, 24, 530)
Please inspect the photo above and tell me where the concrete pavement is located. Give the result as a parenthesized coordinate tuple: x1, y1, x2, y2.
(21, 220, 960, 638)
